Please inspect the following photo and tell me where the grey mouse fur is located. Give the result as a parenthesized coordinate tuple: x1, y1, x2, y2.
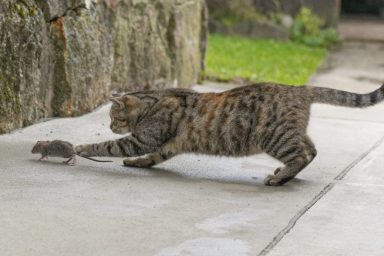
(31, 140, 112, 165)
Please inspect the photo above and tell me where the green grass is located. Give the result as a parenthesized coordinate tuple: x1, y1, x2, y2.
(205, 34, 327, 85)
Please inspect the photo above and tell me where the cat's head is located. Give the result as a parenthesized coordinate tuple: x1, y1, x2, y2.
(109, 95, 144, 134)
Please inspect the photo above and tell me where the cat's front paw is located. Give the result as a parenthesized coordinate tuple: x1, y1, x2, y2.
(264, 174, 294, 186)
(75, 145, 91, 156)
(123, 156, 154, 168)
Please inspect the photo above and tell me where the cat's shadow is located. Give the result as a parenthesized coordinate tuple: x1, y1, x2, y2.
(28, 158, 309, 191)
(151, 166, 310, 189)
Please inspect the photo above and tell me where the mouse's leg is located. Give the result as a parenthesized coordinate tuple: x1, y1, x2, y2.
(38, 154, 48, 161)
(63, 156, 76, 166)
(71, 156, 77, 166)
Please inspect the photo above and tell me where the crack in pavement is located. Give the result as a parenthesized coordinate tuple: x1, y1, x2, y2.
(257, 135, 384, 256)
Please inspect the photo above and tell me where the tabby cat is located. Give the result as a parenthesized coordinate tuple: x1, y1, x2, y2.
(75, 83, 384, 186)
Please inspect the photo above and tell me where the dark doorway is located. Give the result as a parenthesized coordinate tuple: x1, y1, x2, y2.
(342, 0, 384, 17)
(339, 0, 384, 41)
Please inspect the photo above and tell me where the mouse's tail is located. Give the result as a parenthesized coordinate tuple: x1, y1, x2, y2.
(78, 155, 113, 162)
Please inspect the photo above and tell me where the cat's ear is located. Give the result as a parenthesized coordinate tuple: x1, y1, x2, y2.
(110, 97, 125, 109)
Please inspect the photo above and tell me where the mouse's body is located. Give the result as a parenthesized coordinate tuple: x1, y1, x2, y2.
(32, 140, 111, 165)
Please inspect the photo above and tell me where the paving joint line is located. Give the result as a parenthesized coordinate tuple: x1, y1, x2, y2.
(257, 135, 384, 256)
(335, 135, 384, 180)
(312, 115, 384, 126)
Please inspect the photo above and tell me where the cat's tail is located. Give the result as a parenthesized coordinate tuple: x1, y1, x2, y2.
(312, 83, 384, 108)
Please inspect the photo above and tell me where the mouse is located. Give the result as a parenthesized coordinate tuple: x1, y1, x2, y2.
(31, 140, 112, 165)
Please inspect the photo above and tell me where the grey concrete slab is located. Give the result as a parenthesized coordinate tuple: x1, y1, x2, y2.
(342, 135, 384, 185)
(267, 183, 384, 256)
(264, 134, 384, 256)
(1, 82, 384, 256)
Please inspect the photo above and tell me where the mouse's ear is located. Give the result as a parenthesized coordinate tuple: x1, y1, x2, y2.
(111, 93, 121, 97)
(110, 97, 125, 109)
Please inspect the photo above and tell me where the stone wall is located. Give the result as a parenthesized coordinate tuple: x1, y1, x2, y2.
(0, 0, 208, 133)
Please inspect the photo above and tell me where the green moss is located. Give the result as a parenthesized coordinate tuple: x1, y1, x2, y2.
(14, 1, 38, 19)
(0, 72, 22, 133)
(29, 6, 37, 16)
(51, 55, 72, 117)
(0, 77, 20, 117)
(15, 3, 27, 18)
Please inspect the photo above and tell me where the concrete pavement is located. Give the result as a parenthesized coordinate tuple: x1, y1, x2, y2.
(1, 43, 384, 255)
(339, 15, 384, 42)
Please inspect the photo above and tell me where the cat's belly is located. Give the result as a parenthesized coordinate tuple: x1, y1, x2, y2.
(174, 130, 263, 156)
(188, 141, 263, 157)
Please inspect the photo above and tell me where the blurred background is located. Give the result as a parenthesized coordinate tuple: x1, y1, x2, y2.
(0, 0, 383, 134)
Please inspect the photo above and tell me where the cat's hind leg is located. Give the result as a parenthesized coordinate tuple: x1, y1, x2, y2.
(264, 135, 317, 186)
(123, 152, 174, 168)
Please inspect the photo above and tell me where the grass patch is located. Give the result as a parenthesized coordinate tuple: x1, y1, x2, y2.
(205, 34, 327, 85)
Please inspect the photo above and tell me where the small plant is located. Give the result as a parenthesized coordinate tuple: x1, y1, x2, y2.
(210, 0, 268, 27)
(291, 7, 339, 48)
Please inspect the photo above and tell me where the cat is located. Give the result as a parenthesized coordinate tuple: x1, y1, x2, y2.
(75, 83, 384, 186)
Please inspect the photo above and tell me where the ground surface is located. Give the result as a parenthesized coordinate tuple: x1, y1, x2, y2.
(1, 45, 384, 256)
(339, 15, 384, 42)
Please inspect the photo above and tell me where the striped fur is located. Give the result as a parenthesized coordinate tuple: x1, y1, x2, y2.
(75, 83, 384, 186)
(312, 84, 384, 107)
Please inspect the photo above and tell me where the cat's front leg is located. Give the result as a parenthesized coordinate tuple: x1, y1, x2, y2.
(75, 142, 121, 157)
(75, 135, 155, 157)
